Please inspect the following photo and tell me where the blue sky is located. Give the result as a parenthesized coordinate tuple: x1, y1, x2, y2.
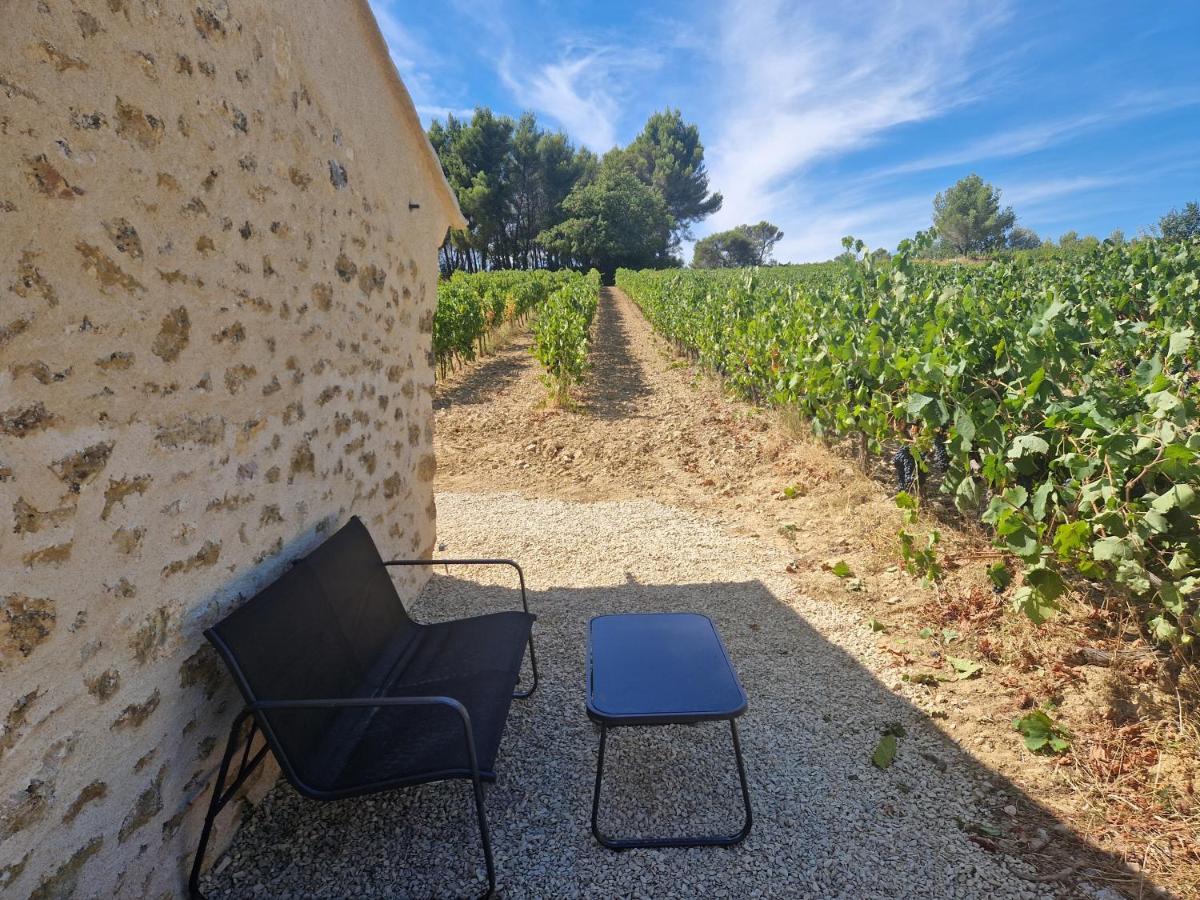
(369, 0, 1200, 262)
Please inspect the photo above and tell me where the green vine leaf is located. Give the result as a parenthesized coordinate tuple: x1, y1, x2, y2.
(872, 734, 898, 769)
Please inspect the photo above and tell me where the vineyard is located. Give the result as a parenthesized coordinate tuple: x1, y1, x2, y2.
(532, 269, 601, 403)
(435, 268, 601, 400)
(617, 238, 1200, 652)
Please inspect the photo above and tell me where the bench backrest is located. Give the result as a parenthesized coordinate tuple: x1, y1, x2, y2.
(206, 516, 417, 782)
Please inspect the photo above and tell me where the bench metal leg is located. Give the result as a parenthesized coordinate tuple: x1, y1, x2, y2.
(190, 708, 499, 899)
(469, 770, 498, 899)
(189, 709, 270, 899)
(590, 719, 752, 850)
(512, 633, 539, 699)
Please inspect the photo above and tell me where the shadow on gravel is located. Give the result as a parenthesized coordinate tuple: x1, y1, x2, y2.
(582, 289, 652, 421)
(434, 334, 533, 411)
(202, 573, 1151, 899)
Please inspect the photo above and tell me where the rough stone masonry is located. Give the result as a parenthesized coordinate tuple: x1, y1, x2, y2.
(0, 2, 465, 896)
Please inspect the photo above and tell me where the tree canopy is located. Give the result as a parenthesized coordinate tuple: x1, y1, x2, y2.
(693, 231, 756, 268)
(428, 107, 720, 275)
(537, 169, 674, 279)
(692, 221, 784, 268)
(432, 109, 1194, 275)
(428, 109, 596, 272)
(1160, 201, 1200, 241)
(620, 109, 722, 243)
(1007, 226, 1041, 250)
(739, 221, 785, 265)
(931, 174, 1017, 255)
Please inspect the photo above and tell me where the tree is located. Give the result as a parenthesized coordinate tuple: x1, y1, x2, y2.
(452, 109, 514, 270)
(692, 230, 757, 268)
(932, 174, 1016, 255)
(429, 108, 595, 272)
(623, 109, 722, 244)
(537, 134, 596, 242)
(538, 169, 674, 281)
(692, 221, 784, 267)
(428, 109, 513, 272)
(1058, 230, 1080, 249)
(428, 106, 720, 274)
(739, 221, 784, 265)
(507, 113, 544, 270)
(1107, 228, 1126, 246)
(1159, 201, 1200, 241)
(1007, 227, 1041, 250)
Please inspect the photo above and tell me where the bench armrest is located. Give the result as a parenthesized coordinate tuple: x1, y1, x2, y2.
(382, 558, 530, 616)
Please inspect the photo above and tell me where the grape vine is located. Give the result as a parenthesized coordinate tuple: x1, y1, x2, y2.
(433, 269, 568, 376)
(532, 269, 601, 403)
(434, 268, 602, 401)
(617, 237, 1200, 647)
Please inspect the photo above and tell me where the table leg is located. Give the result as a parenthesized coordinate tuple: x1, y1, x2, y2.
(590, 719, 752, 850)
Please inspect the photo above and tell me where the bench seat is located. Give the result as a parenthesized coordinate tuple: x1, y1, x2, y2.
(307, 610, 535, 796)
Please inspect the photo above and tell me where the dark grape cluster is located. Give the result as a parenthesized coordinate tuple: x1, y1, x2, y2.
(893, 446, 917, 492)
(927, 436, 950, 474)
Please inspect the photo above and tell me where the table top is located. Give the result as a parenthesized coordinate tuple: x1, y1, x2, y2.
(586, 613, 748, 725)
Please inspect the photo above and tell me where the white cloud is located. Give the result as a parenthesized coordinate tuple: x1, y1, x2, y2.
(698, 0, 1010, 260)
(1002, 175, 1126, 209)
(501, 50, 619, 151)
(415, 104, 476, 123)
(497, 43, 662, 152)
(872, 91, 1199, 179)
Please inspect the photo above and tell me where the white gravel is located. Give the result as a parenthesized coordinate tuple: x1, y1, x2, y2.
(203, 491, 1062, 899)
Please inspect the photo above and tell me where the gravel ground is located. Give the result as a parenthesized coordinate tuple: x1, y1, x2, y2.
(204, 492, 1081, 899)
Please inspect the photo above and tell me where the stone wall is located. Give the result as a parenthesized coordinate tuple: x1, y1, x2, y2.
(0, 2, 462, 896)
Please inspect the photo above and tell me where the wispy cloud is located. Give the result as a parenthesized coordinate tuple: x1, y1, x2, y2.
(1003, 175, 1126, 208)
(415, 104, 477, 122)
(873, 91, 1200, 179)
(698, 0, 1010, 260)
(497, 43, 661, 152)
(500, 50, 618, 151)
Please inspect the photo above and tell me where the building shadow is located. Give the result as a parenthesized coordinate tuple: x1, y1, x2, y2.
(433, 333, 533, 411)
(199, 571, 1156, 899)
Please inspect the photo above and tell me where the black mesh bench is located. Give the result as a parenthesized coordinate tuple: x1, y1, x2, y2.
(189, 516, 537, 899)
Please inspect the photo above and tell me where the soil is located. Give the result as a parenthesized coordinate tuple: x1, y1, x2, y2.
(434, 288, 1197, 898)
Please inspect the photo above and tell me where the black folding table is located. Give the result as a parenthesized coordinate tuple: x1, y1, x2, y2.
(586, 612, 752, 849)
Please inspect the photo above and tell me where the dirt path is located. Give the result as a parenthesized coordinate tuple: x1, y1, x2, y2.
(437, 288, 994, 625)
(439, 288, 885, 540)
